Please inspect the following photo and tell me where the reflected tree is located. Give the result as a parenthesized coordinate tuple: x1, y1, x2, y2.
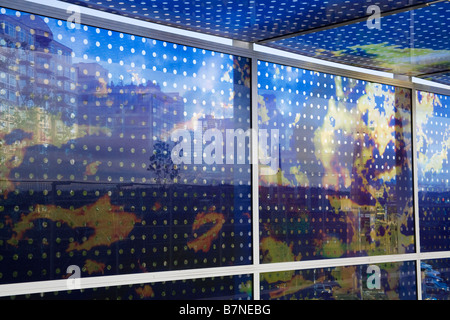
(148, 140, 180, 184)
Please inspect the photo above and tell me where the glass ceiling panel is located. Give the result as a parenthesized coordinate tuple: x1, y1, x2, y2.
(58, 0, 437, 42)
(421, 72, 450, 86)
(267, 1, 450, 82)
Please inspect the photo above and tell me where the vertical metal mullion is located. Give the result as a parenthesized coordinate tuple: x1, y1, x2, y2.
(411, 87, 423, 300)
(250, 48, 261, 300)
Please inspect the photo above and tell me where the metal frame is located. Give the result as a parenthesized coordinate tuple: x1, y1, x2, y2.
(411, 88, 423, 300)
(250, 57, 261, 300)
(0, 0, 450, 299)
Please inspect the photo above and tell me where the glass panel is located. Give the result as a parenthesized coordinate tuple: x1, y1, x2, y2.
(258, 61, 414, 263)
(421, 259, 450, 300)
(421, 72, 450, 88)
(267, 2, 450, 84)
(1, 274, 253, 300)
(260, 261, 417, 300)
(0, 8, 252, 284)
(416, 91, 450, 252)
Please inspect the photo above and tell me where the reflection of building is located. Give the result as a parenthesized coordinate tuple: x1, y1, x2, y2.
(76, 62, 109, 98)
(75, 62, 184, 143)
(0, 13, 77, 110)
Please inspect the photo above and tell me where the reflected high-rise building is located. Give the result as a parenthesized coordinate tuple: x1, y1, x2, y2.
(0, 13, 76, 111)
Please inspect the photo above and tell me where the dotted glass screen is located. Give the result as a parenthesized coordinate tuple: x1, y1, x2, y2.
(267, 2, 450, 79)
(421, 259, 450, 300)
(416, 91, 450, 252)
(59, 0, 438, 44)
(0, 8, 252, 285)
(2, 274, 253, 300)
(260, 261, 417, 300)
(258, 61, 415, 262)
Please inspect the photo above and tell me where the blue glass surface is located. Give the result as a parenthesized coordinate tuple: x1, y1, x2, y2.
(261, 261, 417, 300)
(54, 0, 450, 85)
(268, 2, 450, 79)
(423, 72, 450, 87)
(258, 61, 415, 262)
(0, 8, 252, 284)
(416, 91, 450, 252)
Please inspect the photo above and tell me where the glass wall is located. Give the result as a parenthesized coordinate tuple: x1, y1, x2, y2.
(0, 5, 449, 301)
(0, 7, 251, 285)
(416, 91, 450, 252)
(258, 61, 414, 262)
(260, 261, 417, 300)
